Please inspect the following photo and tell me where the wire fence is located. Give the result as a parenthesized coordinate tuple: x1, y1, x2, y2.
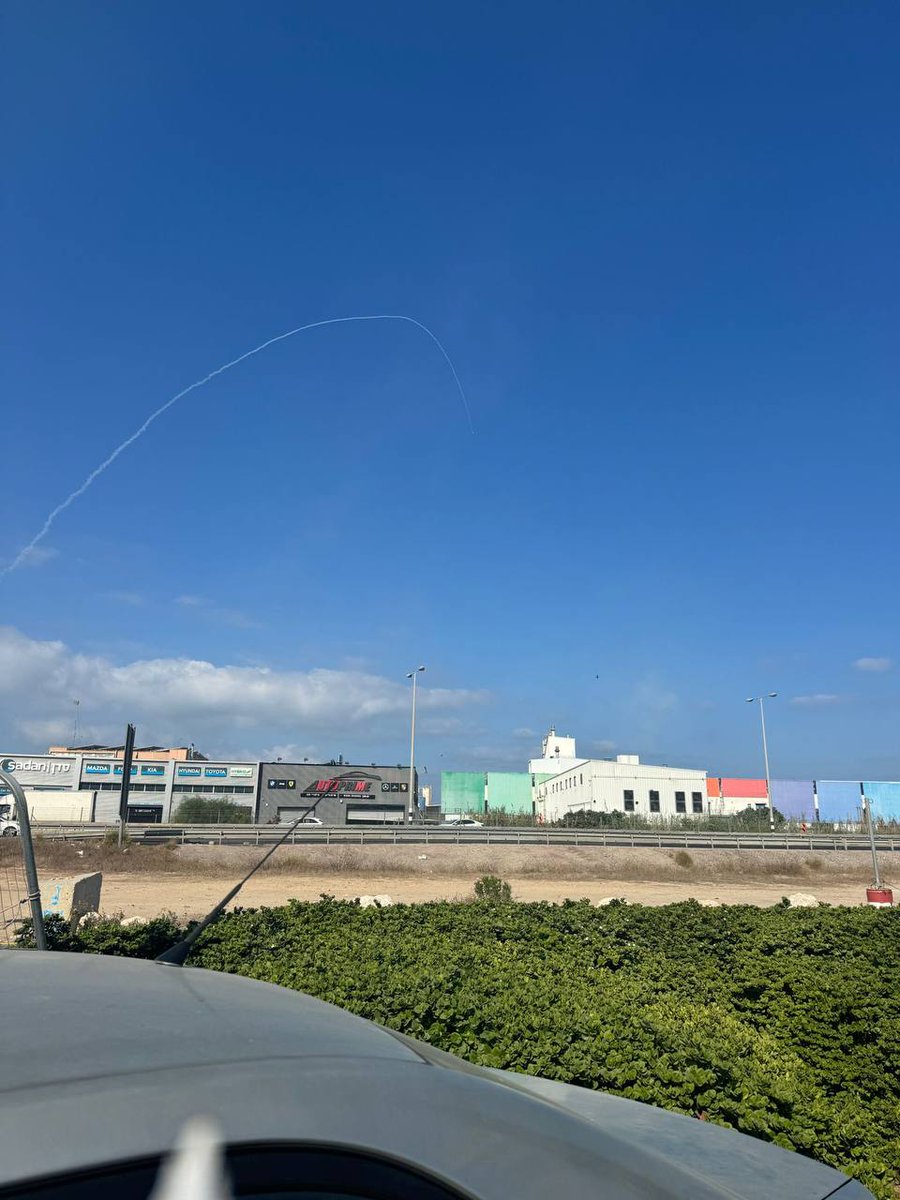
(0, 842, 30, 948)
(478, 807, 900, 834)
(0, 771, 46, 950)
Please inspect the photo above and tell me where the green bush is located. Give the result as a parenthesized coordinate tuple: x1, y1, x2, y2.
(553, 806, 787, 831)
(34, 900, 900, 1197)
(173, 796, 252, 823)
(473, 874, 512, 902)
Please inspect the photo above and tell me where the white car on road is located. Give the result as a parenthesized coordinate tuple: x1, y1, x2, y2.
(441, 816, 483, 827)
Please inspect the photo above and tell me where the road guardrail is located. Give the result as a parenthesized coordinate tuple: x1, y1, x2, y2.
(31, 822, 900, 852)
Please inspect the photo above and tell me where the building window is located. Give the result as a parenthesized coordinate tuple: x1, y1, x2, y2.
(623, 789, 635, 813)
(675, 791, 686, 813)
(649, 790, 660, 813)
(579, 773, 583, 785)
(692, 791, 703, 813)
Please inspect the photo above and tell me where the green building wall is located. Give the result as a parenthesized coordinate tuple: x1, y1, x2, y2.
(441, 772, 486, 814)
(485, 772, 534, 815)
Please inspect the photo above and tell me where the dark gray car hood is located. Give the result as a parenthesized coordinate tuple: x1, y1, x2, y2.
(0, 952, 872, 1200)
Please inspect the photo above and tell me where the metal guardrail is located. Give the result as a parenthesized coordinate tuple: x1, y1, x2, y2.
(31, 822, 900, 852)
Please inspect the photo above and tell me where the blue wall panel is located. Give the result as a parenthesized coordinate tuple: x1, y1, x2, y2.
(815, 780, 862, 821)
(863, 781, 900, 821)
(769, 779, 815, 820)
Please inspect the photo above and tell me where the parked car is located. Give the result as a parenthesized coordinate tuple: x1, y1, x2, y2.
(441, 815, 483, 827)
(0, 818, 19, 837)
(0, 950, 872, 1199)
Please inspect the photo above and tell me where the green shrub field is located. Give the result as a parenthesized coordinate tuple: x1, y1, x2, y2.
(41, 899, 900, 1196)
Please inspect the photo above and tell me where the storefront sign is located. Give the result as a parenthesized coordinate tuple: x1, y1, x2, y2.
(177, 766, 202, 777)
(1, 757, 73, 777)
(205, 767, 228, 778)
(302, 776, 378, 799)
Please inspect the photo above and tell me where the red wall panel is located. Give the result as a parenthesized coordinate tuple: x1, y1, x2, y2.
(720, 777, 767, 798)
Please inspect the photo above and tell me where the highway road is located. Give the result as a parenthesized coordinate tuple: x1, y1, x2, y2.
(35, 822, 900, 852)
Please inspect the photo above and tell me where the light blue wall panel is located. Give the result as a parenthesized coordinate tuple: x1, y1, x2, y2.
(815, 780, 862, 821)
(863, 781, 900, 821)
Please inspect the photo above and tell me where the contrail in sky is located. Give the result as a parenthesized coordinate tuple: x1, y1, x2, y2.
(3, 313, 474, 575)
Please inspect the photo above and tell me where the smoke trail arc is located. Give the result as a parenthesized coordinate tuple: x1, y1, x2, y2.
(3, 314, 473, 575)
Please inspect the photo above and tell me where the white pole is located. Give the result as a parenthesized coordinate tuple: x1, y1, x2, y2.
(407, 666, 425, 820)
(746, 693, 777, 832)
(759, 698, 774, 832)
(863, 794, 882, 888)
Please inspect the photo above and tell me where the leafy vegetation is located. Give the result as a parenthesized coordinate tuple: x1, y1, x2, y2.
(172, 796, 252, 823)
(27, 900, 900, 1196)
(473, 874, 512, 901)
(553, 805, 788, 830)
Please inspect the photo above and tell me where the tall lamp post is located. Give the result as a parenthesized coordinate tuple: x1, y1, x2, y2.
(407, 666, 425, 819)
(746, 693, 777, 832)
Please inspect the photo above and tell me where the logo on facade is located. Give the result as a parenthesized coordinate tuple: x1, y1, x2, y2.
(1, 758, 72, 775)
(301, 770, 381, 799)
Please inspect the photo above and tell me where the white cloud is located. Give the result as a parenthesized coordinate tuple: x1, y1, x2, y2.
(585, 738, 617, 755)
(107, 590, 145, 607)
(854, 657, 892, 673)
(631, 678, 678, 715)
(790, 693, 842, 708)
(16, 546, 58, 568)
(174, 594, 261, 629)
(260, 743, 323, 763)
(0, 626, 488, 754)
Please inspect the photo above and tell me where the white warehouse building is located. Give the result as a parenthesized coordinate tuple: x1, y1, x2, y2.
(535, 752, 707, 823)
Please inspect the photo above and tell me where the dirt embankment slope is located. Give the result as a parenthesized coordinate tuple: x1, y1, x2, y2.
(17, 841, 886, 920)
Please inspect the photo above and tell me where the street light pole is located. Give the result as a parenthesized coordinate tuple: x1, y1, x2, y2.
(407, 666, 425, 820)
(746, 693, 777, 832)
(862, 794, 882, 889)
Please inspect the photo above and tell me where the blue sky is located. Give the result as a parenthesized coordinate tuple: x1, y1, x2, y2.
(3, 2, 899, 780)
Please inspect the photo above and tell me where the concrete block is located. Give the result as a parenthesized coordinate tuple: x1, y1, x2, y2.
(43, 873, 102, 923)
(785, 892, 819, 908)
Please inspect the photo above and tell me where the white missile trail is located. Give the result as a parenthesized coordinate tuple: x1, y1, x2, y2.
(3, 313, 473, 575)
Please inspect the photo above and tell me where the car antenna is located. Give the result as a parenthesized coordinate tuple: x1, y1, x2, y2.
(156, 805, 318, 967)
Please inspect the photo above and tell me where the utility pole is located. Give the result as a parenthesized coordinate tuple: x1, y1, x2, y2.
(746, 694, 777, 832)
(117, 723, 136, 848)
(406, 666, 425, 820)
(72, 699, 80, 745)
(862, 793, 893, 906)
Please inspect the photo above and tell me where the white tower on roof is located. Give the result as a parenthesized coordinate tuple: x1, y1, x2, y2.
(529, 727, 585, 777)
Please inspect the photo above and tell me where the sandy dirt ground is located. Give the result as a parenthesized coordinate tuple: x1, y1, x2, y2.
(24, 843, 885, 919)
(98, 871, 873, 920)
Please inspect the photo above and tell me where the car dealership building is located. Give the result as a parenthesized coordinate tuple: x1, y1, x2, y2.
(0, 751, 417, 825)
